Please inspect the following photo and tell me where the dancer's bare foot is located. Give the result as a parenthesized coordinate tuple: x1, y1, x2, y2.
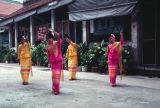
(53, 91, 59, 95)
(69, 78, 76, 80)
(22, 82, 28, 85)
(109, 83, 116, 87)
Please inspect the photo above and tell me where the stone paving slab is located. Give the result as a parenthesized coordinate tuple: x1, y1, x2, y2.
(0, 63, 160, 108)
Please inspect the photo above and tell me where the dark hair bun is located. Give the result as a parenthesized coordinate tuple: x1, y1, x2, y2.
(46, 32, 54, 39)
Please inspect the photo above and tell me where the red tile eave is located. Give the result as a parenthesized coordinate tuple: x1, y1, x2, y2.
(7, 0, 54, 19)
(0, 1, 22, 17)
(0, 14, 7, 17)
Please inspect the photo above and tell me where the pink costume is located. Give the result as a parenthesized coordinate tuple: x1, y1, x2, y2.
(107, 34, 123, 86)
(46, 38, 62, 93)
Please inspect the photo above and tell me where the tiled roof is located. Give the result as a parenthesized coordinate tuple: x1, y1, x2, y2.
(7, 0, 54, 18)
(0, 1, 22, 17)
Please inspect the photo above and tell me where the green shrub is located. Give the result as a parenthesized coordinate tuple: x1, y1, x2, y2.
(77, 42, 89, 66)
(122, 45, 133, 73)
(4, 49, 17, 63)
(31, 41, 48, 66)
(77, 41, 107, 73)
(88, 41, 107, 73)
(29, 40, 133, 73)
(0, 47, 9, 63)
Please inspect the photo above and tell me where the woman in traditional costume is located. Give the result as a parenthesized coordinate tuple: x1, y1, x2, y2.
(18, 36, 32, 85)
(65, 34, 78, 80)
(107, 32, 124, 87)
(45, 31, 63, 95)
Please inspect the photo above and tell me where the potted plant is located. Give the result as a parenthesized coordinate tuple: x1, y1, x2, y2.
(77, 42, 89, 72)
(87, 42, 106, 72)
(80, 53, 88, 72)
(81, 66, 87, 72)
(87, 43, 98, 72)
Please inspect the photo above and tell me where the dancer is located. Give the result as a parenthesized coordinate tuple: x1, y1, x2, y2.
(45, 30, 62, 95)
(18, 36, 32, 85)
(107, 32, 124, 87)
(65, 34, 78, 80)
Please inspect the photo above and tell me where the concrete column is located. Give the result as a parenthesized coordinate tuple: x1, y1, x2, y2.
(131, 22, 138, 49)
(131, 12, 140, 66)
(82, 21, 87, 43)
(15, 23, 18, 51)
(90, 20, 94, 33)
(30, 16, 34, 46)
(51, 10, 55, 30)
(8, 26, 12, 49)
(74, 22, 77, 43)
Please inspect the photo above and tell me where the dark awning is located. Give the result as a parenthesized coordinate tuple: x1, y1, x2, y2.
(0, 19, 13, 27)
(14, 10, 36, 22)
(69, 0, 138, 21)
(37, 0, 74, 14)
(0, 0, 74, 26)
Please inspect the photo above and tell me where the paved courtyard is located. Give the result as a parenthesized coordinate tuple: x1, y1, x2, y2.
(0, 63, 160, 108)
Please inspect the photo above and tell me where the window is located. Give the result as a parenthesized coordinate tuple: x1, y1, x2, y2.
(89, 16, 131, 42)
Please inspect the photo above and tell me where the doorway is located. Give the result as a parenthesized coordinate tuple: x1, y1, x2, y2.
(141, 0, 159, 65)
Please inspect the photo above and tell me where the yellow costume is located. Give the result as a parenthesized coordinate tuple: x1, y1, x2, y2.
(66, 42, 78, 80)
(18, 42, 32, 84)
